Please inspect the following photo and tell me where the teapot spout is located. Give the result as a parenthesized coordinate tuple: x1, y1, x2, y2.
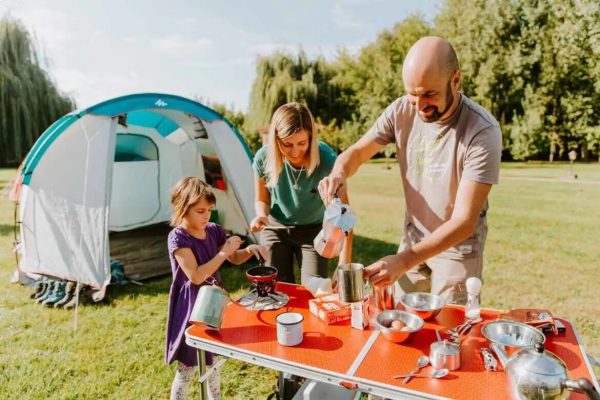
(490, 342, 510, 368)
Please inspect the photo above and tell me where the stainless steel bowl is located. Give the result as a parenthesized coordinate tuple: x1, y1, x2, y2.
(374, 310, 424, 343)
(399, 292, 445, 320)
(481, 320, 546, 349)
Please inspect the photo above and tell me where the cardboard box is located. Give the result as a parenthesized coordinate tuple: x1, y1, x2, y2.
(308, 294, 351, 324)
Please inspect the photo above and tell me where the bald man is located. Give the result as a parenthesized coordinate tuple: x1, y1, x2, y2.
(319, 36, 502, 305)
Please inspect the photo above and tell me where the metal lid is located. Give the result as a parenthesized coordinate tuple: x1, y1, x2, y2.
(511, 343, 566, 376)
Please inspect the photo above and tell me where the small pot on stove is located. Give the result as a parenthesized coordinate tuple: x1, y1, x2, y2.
(246, 258, 278, 297)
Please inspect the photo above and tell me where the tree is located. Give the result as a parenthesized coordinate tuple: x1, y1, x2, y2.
(244, 51, 349, 153)
(0, 16, 75, 167)
(436, 0, 600, 161)
(333, 15, 432, 147)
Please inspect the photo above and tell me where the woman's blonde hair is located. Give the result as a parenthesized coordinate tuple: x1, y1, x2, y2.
(170, 177, 216, 227)
(264, 102, 320, 187)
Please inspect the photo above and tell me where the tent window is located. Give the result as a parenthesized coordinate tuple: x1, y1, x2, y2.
(114, 134, 159, 162)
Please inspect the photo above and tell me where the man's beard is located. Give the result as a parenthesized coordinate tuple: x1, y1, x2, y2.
(418, 81, 455, 123)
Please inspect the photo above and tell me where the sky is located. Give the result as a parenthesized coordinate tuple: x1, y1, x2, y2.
(2, 0, 441, 112)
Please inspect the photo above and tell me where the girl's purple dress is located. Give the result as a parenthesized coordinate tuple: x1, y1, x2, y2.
(165, 223, 227, 367)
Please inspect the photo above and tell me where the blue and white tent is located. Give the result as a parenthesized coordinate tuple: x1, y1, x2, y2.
(17, 93, 255, 290)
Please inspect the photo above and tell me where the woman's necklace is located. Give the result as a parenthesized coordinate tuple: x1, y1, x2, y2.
(287, 160, 304, 190)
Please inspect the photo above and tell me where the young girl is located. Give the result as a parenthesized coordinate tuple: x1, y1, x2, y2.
(250, 102, 352, 286)
(166, 177, 267, 400)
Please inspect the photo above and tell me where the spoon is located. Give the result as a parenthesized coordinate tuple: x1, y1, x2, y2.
(395, 368, 449, 380)
(402, 355, 430, 384)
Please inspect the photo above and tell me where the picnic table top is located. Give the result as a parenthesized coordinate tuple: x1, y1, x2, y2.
(186, 282, 599, 400)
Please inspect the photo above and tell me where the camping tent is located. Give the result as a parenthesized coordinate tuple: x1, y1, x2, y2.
(15, 93, 256, 292)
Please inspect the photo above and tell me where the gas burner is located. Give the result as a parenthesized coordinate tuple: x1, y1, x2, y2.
(251, 280, 275, 297)
(238, 289, 289, 311)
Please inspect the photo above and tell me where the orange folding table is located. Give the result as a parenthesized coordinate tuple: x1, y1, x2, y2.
(186, 283, 599, 399)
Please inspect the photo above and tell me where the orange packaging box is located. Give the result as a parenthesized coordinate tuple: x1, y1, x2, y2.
(308, 294, 351, 324)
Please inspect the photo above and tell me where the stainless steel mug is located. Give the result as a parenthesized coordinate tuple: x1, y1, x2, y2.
(337, 263, 365, 303)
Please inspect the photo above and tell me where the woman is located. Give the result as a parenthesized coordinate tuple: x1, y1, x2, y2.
(250, 102, 352, 285)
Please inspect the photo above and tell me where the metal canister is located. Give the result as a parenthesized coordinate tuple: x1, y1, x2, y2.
(190, 283, 230, 330)
(337, 263, 365, 303)
(350, 299, 369, 330)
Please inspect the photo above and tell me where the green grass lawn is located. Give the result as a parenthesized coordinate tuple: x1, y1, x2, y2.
(1, 162, 599, 399)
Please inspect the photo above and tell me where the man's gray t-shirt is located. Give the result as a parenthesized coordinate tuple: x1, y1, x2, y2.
(366, 94, 502, 255)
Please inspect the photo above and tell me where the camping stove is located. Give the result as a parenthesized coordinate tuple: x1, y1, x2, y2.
(238, 265, 288, 310)
(238, 287, 289, 310)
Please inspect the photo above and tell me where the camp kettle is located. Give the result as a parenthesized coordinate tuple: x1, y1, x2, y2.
(189, 277, 230, 330)
(490, 342, 600, 400)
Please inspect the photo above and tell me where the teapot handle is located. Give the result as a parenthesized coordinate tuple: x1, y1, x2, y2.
(563, 378, 600, 400)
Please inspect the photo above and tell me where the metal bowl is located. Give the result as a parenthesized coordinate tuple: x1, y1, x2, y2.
(374, 310, 424, 343)
(399, 292, 445, 320)
(481, 320, 546, 349)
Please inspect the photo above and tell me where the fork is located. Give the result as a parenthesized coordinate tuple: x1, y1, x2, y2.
(447, 317, 482, 342)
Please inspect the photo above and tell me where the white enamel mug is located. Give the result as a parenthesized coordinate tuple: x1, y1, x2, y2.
(276, 312, 304, 346)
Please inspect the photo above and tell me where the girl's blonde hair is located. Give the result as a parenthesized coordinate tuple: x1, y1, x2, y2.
(170, 177, 216, 227)
(264, 102, 320, 187)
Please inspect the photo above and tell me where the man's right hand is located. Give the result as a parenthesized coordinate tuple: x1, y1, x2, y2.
(250, 216, 269, 232)
(318, 171, 346, 205)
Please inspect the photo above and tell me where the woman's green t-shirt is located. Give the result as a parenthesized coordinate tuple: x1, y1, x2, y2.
(252, 141, 336, 225)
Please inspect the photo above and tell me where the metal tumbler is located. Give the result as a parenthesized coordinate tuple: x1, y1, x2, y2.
(337, 263, 365, 303)
(374, 285, 395, 311)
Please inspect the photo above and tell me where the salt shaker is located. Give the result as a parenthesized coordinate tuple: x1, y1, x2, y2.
(465, 277, 482, 320)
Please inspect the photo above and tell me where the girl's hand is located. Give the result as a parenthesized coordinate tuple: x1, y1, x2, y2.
(246, 244, 270, 262)
(250, 216, 269, 232)
(221, 236, 242, 257)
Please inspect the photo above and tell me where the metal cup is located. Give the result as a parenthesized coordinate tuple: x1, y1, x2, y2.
(430, 339, 461, 370)
(337, 263, 365, 303)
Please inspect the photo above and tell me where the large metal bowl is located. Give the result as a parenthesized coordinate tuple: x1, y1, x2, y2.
(399, 292, 445, 320)
(374, 310, 424, 344)
(481, 320, 546, 349)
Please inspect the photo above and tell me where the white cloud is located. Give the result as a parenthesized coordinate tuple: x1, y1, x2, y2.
(52, 67, 142, 108)
(189, 57, 255, 69)
(13, 7, 74, 60)
(249, 42, 300, 56)
(154, 35, 213, 54)
(332, 3, 365, 30)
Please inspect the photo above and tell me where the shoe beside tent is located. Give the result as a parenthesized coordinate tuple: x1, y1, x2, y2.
(15, 93, 256, 293)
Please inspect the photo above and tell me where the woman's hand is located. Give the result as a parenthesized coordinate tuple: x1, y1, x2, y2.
(221, 236, 242, 257)
(245, 244, 270, 262)
(250, 216, 269, 232)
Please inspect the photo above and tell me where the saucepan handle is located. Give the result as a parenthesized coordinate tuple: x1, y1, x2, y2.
(563, 378, 600, 400)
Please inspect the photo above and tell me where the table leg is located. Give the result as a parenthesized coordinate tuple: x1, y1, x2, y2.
(197, 349, 208, 400)
(278, 371, 285, 399)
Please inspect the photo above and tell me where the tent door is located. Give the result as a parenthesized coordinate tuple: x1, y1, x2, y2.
(109, 134, 161, 229)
